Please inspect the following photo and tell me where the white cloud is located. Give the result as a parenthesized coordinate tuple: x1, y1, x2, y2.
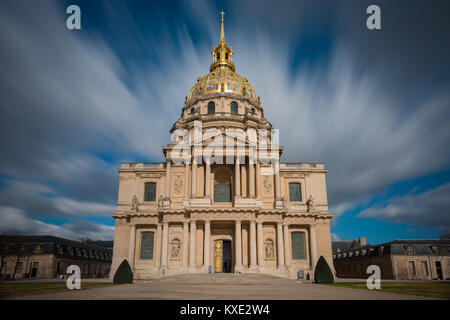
(0, 0, 449, 239)
(331, 233, 340, 241)
(0, 206, 114, 240)
(358, 183, 450, 233)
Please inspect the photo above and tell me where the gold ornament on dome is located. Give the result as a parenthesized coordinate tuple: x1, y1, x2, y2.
(186, 12, 258, 104)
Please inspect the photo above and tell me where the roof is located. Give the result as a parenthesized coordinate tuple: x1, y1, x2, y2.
(332, 239, 450, 260)
(0, 235, 113, 253)
(332, 240, 366, 253)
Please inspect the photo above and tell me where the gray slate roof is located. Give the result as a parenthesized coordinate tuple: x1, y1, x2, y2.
(332, 239, 450, 260)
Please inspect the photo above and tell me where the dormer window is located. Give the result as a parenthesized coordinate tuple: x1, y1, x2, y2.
(190, 108, 195, 114)
(405, 245, 414, 254)
(430, 246, 438, 254)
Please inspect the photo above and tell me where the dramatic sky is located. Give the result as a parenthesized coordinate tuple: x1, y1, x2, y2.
(0, 0, 449, 243)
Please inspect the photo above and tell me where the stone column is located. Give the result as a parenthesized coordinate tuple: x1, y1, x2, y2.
(235, 156, 241, 197)
(161, 222, 169, 267)
(183, 222, 189, 267)
(249, 221, 257, 268)
(283, 224, 290, 267)
(165, 159, 171, 198)
(249, 162, 255, 197)
(155, 224, 162, 267)
(184, 163, 189, 200)
(128, 224, 136, 269)
(276, 223, 285, 268)
(255, 161, 260, 198)
(257, 222, 264, 266)
(204, 221, 211, 268)
(191, 158, 197, 197)
(274, 159, 281, 199)
(310, 224, 318, 270)
(205, 158, 211, 198)
(189, 221, 196, 267)
(235, 221, 243, 271)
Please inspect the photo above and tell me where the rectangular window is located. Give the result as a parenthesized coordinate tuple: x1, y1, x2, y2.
(408, 261, 416, 277)
(291, 232, 306, 260)
(16, 262, 23, 273)
(289, 183, 302, 202)
(140, 232, 154, 260)
(421, 261, 428, 276)
(144, 183, 156, 201)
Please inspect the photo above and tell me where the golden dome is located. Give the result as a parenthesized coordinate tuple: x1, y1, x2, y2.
(186, 12, 258, 104)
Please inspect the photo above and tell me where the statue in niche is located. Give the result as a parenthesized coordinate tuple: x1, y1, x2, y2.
(171, 240, 180, 258)
(307, 195, 315, 212)
(174, 179, 183, 194)
(263, 176, 272, 194)
(265, 240, 274, 259)
(131, 195, 138, 211)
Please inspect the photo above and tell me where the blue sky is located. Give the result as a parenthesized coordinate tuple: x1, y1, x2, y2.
(0, 0, 449, 243)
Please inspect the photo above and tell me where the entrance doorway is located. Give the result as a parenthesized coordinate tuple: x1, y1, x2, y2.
(214, 240, 232, 273)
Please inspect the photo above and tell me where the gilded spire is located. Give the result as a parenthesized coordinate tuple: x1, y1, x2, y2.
(210, 11, 235, 72)
(220, 11, 226, 43)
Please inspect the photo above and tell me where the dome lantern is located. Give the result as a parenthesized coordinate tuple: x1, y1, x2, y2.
(210, 11, 235, 72)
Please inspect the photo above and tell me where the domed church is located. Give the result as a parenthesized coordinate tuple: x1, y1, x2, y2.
(110, 14, 334, 280)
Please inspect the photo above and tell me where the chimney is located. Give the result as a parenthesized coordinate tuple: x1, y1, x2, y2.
(341, 238, 346, 242)
(359, 237, 366, 246)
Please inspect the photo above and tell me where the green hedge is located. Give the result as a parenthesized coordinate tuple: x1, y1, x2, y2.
(113, 259, 133, 284)
(314, 256, 334, 284)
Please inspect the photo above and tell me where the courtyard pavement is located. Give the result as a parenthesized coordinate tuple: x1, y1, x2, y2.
(9, 273, 439, 300)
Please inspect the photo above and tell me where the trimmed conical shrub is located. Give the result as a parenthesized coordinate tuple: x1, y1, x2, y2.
(113, 259, 133, 284)
(314, 256, 334, 284)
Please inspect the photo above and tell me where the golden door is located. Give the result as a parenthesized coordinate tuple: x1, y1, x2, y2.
(214, 240, 223, 273)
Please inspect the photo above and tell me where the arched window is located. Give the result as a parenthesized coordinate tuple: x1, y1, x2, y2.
(208, 101, 215, 115)
(144, 182, 156, 201)
(140, 231, 154, 260)
(230, 102, 238, 115)
(291, 232, 306, 260)
(190, 107, 195, 114)
(289, 183, 302, 202)
(214, 183, 231, 202)
(213, 167, 232, 202)
(251, 107, 255, 115)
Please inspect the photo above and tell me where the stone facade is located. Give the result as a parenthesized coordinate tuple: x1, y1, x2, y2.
(110, 17, 334, 280)
(0, 235, 112, 280)
(333, 239, 450, 280)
